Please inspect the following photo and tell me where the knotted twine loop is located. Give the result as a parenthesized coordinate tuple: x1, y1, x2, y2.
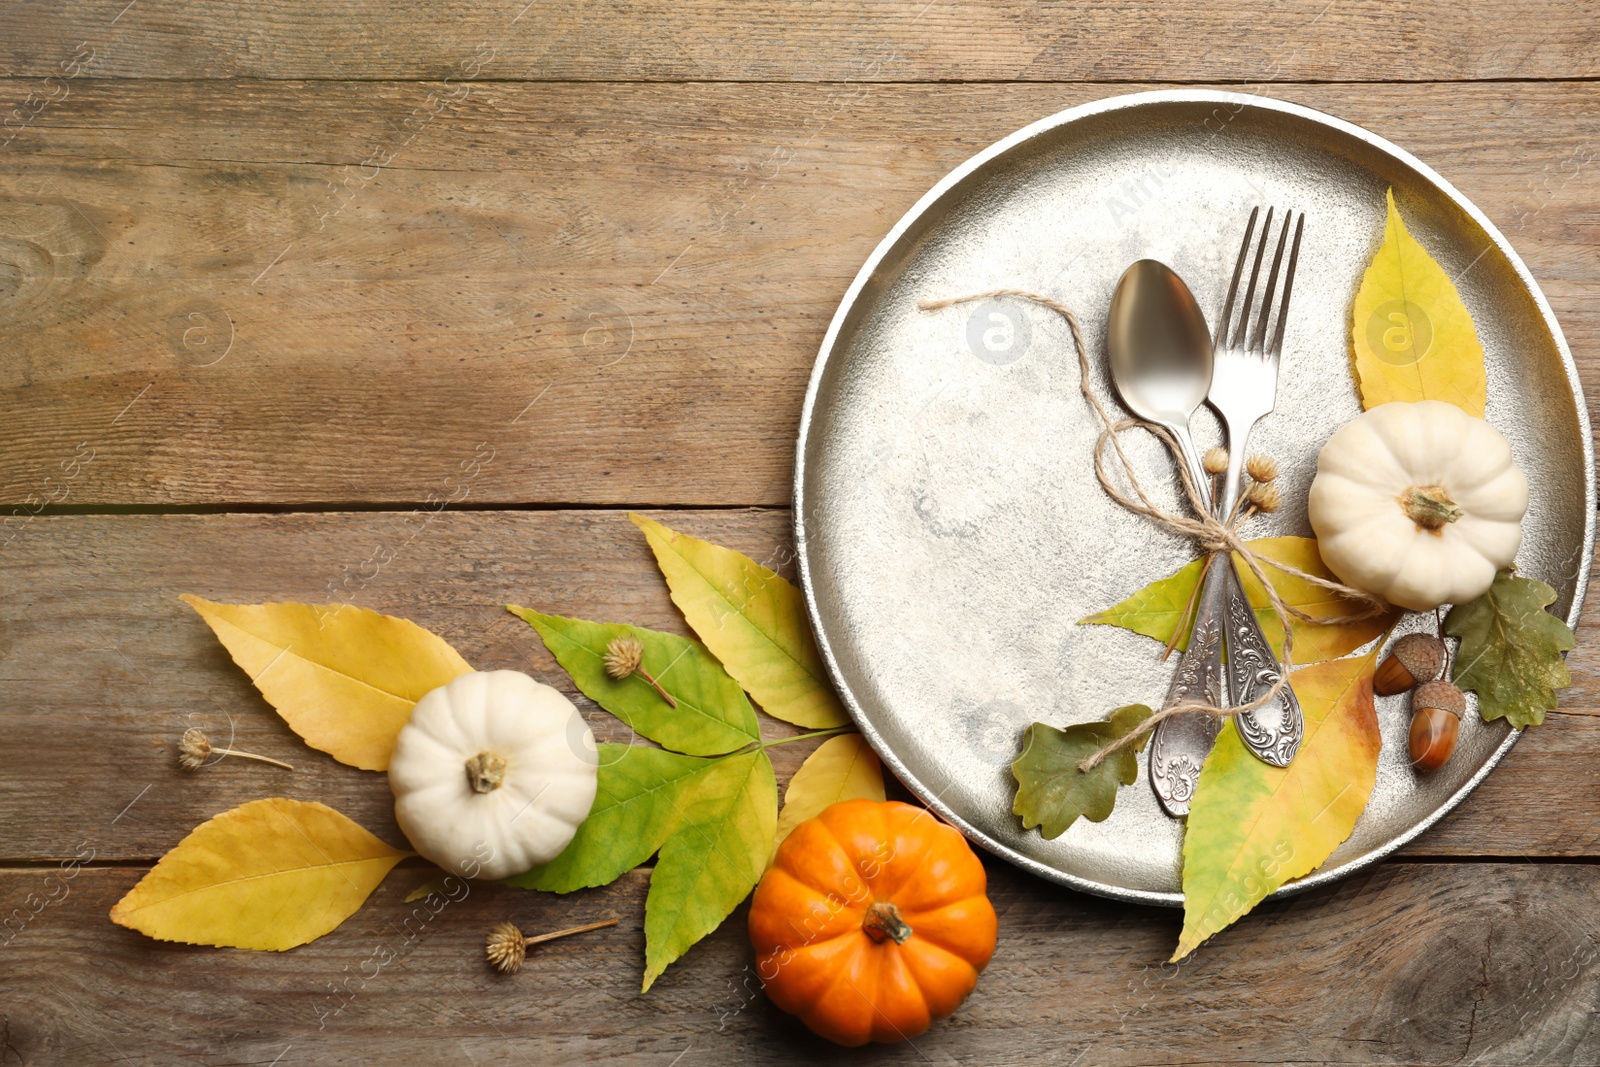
(918, 289, 1391, 774)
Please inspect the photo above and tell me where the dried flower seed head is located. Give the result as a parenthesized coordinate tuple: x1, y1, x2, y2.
(1246, 453, 1279, 484)
(486, 921, 528, 974)
(178, 727, 212, 769)
(1203, 447, 1228, 476)
(484, 917, 619, 975)
(603, 636, 644, 680)
(1244, 481, 1282, 514)
(175, 727, 294, 772)
(601, 635, 677, 708)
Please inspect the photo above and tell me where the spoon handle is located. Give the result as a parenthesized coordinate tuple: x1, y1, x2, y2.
(1149, 553, 1228, 816)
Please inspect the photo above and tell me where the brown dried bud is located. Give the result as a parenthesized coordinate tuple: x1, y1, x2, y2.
(603, 636, 644, 680)
(1245, 453, 1278, 483)
(1244, 480, 1281, 514)
(1202, 447, 1228, 476)
(486, 922, 527, 974)
(1374, 633, 1447, 696)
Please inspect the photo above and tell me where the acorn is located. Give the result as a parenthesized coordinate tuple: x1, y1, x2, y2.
(1374, 633, 1446, 696)
(1409, 680, 1466, 773)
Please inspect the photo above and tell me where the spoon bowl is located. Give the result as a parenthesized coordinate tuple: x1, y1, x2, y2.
(1106, 258, 1216, 504)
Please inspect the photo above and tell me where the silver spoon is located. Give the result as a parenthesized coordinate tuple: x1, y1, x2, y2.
(1107, 259, 1228, 815)
(1107, 259, 1216, 511)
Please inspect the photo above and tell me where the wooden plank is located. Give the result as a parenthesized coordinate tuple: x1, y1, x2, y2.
(0, 80, 1595, 506)
(0, 0, 1596, 82)
(3, 860, 1598, 1063)
(1, 509, 1596, 864)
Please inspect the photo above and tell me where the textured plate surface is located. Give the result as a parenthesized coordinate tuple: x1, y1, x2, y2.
(794, 90, 1594, 907)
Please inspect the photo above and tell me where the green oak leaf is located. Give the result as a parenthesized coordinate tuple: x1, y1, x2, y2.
(643, 749, 776, 992)
(1012, 705, 1154, 839)
(1445, 568, 1574, 728)
(509, 607, 759, 756)
(504, 745, 715, 893)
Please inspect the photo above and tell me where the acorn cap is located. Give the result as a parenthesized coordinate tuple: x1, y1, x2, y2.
(1393, 633, 1446, 683)
(1375, 633, 1446, 696)
(1413, 679, 1466, 718)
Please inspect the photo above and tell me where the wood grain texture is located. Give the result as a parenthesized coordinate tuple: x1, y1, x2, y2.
(3, 861, 1599, 1064)
(0, 80, 1595, 506)
(1, 509, 1595, 864)
(0, 0, 1597, 82)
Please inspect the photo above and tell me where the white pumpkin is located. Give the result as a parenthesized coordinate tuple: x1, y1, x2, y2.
(1308, 400, 1528, 612)
(389, 670, 598, 880)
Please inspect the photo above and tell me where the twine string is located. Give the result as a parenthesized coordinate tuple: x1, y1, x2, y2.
(918, 289, 1390, 773)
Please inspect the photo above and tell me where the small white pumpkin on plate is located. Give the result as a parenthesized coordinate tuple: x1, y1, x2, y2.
(1308, 400, 1528, 612)
(389, 670, 598, 880)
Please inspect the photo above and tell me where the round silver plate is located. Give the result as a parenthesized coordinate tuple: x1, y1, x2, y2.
(794, 90, 1594, 907)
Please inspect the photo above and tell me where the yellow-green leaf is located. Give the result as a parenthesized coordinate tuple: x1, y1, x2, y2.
(505, 744, 716, 893)
(773, 733, 884, 848)
(1080, 537, 1398, 664)
(1350, 188, 1487, 415)
(643, 749, 777, 991)
(180, 596, 473, 771)
(631, 514, 847, 729)
(1175, 650, 1381, 961)
(110, 798, 410, 950)
(508, 606, 759, 756)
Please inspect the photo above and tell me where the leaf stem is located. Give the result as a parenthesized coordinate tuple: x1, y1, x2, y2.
(217, 748, 295, 771)
(760, 726, 854, 750)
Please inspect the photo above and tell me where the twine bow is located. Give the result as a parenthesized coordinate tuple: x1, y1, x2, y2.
(918, 290, 1390, 773)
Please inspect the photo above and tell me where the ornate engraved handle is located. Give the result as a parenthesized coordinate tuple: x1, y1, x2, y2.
(1149, 556, 1229, 816)
(1220, 558, 1303, 767)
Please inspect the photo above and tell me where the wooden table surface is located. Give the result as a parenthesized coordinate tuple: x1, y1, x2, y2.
(3, 2, 1599, 1063)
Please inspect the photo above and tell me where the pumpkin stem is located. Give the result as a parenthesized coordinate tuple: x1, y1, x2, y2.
(466, 752, 507, 793)
(1400, 485, 1464, 531)
(862, 901, 913, 945)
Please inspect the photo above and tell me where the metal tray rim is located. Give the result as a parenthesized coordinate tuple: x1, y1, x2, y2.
(793, 88, 1594, 908)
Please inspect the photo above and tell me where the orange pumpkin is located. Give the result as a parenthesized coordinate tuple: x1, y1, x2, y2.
(748, 798, 997, 1046)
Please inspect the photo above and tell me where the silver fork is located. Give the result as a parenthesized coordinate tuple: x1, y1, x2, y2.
(1210, 206, 1305, 767)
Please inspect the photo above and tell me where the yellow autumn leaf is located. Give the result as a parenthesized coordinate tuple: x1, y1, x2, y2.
(180, 595, 473, 770)
(1174, 649, 1381, 960)
(1081, 537, 1398, 664)
(773, 733, 885, 848)
(1350, 188, 1487, 415)
(110, 798, 411, 950)
(630, 514, 848, 729)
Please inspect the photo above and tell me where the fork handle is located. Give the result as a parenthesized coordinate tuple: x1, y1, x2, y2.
(1217, 418, 1257, 522)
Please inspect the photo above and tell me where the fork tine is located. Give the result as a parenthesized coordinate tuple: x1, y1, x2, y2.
(1266, 212, 1305, 358)
(1216, 206, 1259, 349)
(1229, 206, 1274, 350)
(1249, 210, 1293, 353)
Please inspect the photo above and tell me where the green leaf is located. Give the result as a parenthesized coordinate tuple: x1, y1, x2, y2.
(1080, 537, 1399, 665)
(509, 607, 759, 756)
(1176, 651, 1381, 960)
(1011, 705, 1153, 839)
(1445, 568, 1574, 728)
(643, 749, 777, 991)
(630, 514, 848, 728)
(504, 745, 715, 893)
